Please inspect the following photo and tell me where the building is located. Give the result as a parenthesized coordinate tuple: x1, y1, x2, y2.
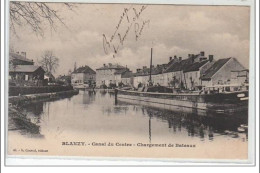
(132, 55, 183, 88)
(114, 69, 133, 86)
(183, 55, 214, 90)
(114, 68, 131, 86)
(131, 51, 216, 90)
(71, 65, 96, 86)
(9, 65, 45, 86)
(201, 57, 246, 87)
(121, 71, 134, 86)
(231, 69, 249, 85)
(44, 72, 55, 83)
(163, 63, 182, 87)
(56, 75, 71, 86)
(133, 66, 151, 88)
(163, 54, 197, 88)
(162, 52, 215, 89)
(9, 52, 34, 65)
(96, 63, 127, 87)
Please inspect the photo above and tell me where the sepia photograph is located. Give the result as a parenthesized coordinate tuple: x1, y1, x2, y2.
(5, 0, 255, 164)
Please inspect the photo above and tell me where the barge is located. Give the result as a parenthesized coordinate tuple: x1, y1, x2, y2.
(115, 85, 248, 114)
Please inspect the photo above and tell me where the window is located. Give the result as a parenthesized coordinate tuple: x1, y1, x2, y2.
(218, 80, 223, 85)
(25, 75, 29, 81)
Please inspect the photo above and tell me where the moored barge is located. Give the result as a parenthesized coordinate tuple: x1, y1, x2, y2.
(115, 85, 248, 114)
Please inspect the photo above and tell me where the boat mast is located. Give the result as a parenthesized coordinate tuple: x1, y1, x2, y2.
(149, 48, 153, 85)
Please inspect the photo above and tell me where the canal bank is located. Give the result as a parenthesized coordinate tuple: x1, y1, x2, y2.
(8, 105, 40, 133)
(9, 89, 79, 105)
(8, 89, 79, 131)
(76, 88, 115, 92)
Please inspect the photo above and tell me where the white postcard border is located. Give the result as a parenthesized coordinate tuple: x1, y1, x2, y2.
(2, 0, 258, 166)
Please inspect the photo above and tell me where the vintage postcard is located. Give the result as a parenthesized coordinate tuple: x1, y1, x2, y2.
(5, 0, 255, 165)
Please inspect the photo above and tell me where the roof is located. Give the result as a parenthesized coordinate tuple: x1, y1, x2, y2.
(73, 65, 96, 74)
(57, 75, 71, 80)
(134, 65, 166, 77)
(152, 65, 165, 75)
(183, 60, 209, 72)
(201, 58, 231, 80)
(96, 64, 126, 70)
(122, 71, 133, 78)
(9, 65, 44, 73)
(164, 53, 210, 73)
(164, 58, 191, 73)
(9, 52, 33, 63)
(114, 68, 129, 75)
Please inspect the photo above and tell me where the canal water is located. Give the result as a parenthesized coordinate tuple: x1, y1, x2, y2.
(8, 90, 248, 159)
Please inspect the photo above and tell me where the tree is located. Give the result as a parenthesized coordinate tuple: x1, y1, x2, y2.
(38, 51, 59, 74)
(9, 2, 75, 36)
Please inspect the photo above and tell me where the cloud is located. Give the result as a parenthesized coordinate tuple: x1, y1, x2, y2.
(9, 3, 250, 76)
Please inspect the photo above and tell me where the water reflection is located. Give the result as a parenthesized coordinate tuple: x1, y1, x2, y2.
(83, 90, 96, 105)
(117, 100, 247, 142)
(16, 90, 248, 143)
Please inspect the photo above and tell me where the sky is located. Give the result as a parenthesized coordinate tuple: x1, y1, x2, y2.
(9, 3, 250, 76)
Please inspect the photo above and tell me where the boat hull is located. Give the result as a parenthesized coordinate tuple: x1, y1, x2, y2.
(115, 89, 248, 115)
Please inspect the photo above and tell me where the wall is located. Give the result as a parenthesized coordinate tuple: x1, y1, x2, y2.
(83, 73, 96, 84)
(211, 58, 245, 86)
(122, 77, 132, 86)
(231, 71, 249, 85)
(115, 74, 122, 85)
(184, 71, 200, 89)
(201, 80, 212, 87)
(152, 74, 164, 86)
(163, 71, 184, 88)
(71, 73, 84, 85)
(133, 75, 149, 87)
(96, 69, 117, 87)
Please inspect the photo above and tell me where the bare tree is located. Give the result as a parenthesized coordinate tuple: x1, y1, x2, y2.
(9, 1, 75, 36)
(39, 51, 59, 74)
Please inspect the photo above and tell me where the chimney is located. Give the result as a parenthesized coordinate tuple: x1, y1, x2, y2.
(169, 57, 172, 61)
(103, 64, 106, 67)
(16, 51, 19, 54)
(209, 55, 214, 62)
(21, 52, 26, 58)
(136, 68, 141, 73)
(200, 51, 205, 56)
(143, 66, 147, 69)
(108, 63, 112, 67)
(179, 57, 182, 61)
(188, 54, 191, 58)
(191, 54, 195, 63)
(174, 55, 177, 60)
